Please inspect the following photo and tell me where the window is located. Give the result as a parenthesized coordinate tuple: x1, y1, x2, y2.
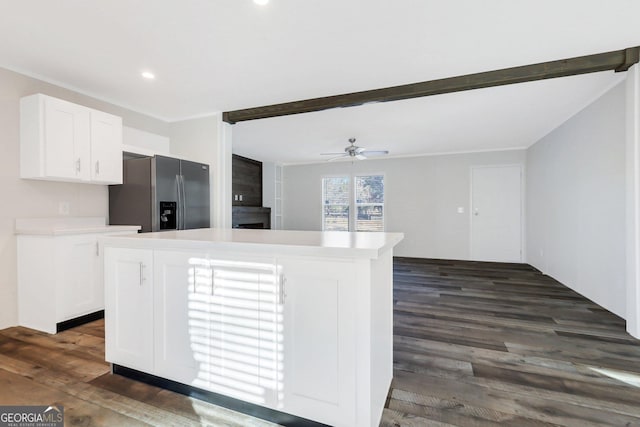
(355, 175, 384, 232)
(322, 175, 384, 231)
(323, 176, 350, 231)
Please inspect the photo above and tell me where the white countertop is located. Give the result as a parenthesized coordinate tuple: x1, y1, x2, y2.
(15, 217, 141, 236)
(101, 228, 404, 259)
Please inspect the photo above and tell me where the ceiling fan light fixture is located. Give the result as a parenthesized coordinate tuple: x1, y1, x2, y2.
(320, 137, 389, 162)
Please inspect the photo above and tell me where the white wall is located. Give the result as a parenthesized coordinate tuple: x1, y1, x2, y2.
(526, 81, 626, 318)
(0, 67, 168, 329)
(123, 126, 171, 156)
(170, 116, 219, 163)
(626, 65, 640, 337)
(283, 150, 526, 259)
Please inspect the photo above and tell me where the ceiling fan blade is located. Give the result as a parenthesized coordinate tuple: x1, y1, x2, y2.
(320, 152, 346, 155)
(327, 154, 348, 162)
(360, 150, 389, 156)
(355, 147, 366, 154)
(355, 154, 367, 160)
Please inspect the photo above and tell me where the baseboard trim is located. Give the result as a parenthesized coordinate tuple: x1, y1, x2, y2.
(112, 364, 330, 427)
(56, 310, 104, 333)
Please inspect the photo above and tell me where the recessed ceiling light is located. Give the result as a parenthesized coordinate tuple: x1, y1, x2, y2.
(254, 0, 269, 5)
(141, 71, 155, 80)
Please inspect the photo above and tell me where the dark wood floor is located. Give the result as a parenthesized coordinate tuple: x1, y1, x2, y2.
(0, 320, 276, 426)
(383, 257, 640, 427)
(1, 258, 640, 426)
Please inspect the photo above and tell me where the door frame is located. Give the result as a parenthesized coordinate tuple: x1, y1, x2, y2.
(469, 163, 525, 263)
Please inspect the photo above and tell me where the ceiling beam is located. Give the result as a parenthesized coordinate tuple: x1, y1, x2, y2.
(223, 46, 640, 124)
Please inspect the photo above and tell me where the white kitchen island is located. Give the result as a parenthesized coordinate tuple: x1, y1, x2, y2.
(101, 228, 403, 427)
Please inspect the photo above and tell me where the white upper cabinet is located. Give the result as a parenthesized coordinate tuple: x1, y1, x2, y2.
(90, 110, 123, 183)
(22, 95, 91, 181)
(20, 94, 123, 184)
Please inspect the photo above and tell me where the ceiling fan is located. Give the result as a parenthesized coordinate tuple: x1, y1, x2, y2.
(320, 138, 389, 161)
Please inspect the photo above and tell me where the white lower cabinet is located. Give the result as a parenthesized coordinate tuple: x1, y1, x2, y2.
(18, 231, 126, 334)
(278, 257, 357, 427)
(57, 234, 102, 321)
(104, 248, 154, 372)
(105, 249, 361, 426)
(153, 250, 212, 387)
(153, 250, 279, 408)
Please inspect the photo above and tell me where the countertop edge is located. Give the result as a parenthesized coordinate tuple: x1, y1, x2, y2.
(100, 231, 404, 259)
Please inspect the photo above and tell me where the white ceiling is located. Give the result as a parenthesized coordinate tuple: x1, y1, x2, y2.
(1, 1, 639, 164)
(232, 72, 624, 164)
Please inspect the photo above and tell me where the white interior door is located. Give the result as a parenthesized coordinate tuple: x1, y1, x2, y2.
(471, 165, 522, 262)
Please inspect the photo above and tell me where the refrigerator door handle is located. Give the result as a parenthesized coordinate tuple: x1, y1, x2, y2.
(180, 174, 187, 229)
(176, 174, 183, 230)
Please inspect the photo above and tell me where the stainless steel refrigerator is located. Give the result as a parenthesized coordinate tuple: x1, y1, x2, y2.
(109, 155, 210, 232)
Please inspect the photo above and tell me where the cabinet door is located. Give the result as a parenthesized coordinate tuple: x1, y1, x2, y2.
(209, 254, 279, 408)
(104, 248, 153, 372)
(56, 235, 102, 321)
(44, 96, 90, 181)
(90, 110, 123, 184)
(153, 250, 279, 407)
(278, 257, 357, 426)
(153, 250, 213, 389)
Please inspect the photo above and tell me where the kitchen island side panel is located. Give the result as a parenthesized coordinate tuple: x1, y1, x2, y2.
(369, 249, 394, 425)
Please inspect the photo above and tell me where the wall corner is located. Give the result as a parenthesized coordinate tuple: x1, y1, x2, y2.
(626, 64, 640, 338)
(214, 118, 233, 229)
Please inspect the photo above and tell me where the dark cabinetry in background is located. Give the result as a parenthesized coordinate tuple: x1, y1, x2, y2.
(232, 154, 262, 207)
(232, 154, 270, 229)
